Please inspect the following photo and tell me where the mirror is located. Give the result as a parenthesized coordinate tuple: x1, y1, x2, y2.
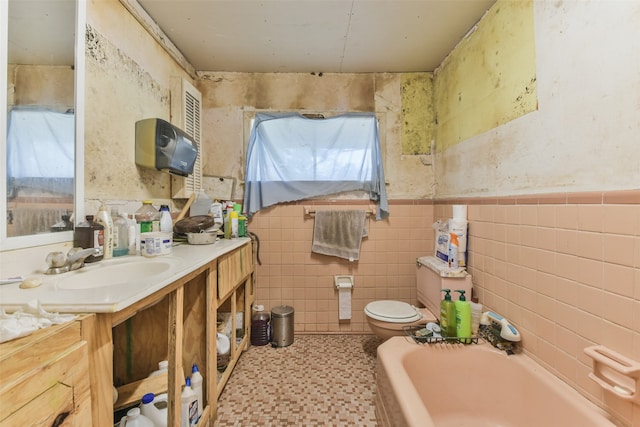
(1, 0, 85, 250)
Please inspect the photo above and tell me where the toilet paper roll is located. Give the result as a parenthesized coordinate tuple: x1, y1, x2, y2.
(338, 287, 351, 320)
(452, 204, 467, 219)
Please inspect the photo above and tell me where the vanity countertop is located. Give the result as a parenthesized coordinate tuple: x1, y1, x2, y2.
(0, 238, 251, 313)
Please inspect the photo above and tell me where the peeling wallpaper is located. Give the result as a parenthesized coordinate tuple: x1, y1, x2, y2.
(434, 0, 536, 152)
(400, 73, 434, 155)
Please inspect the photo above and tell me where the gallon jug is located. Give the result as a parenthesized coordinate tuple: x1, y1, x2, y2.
(250, 304, 270, 346)
(140, 392, 168, 427)
(119, 407, 154, 427)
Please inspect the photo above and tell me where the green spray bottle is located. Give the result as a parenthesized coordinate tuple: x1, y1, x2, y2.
(440, 289, 457, 337)
(455, 289, 472, 343)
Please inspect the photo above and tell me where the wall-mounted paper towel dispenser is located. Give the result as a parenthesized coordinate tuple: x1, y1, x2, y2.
(135, 118, 198, 177)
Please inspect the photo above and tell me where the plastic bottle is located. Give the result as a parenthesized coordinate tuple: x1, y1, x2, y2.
(211, 202, 223, 228)
(127, 214, 138, 255)
(190, 364, 203, 418)
(440, 289, 457, 338)
(119, 407, 154, 427)
(191, 189, 212, 216)
(470, 300, 483, 336)
(73, 215, 104, 263)
(250, 304, 271, 346)
(140, 392, 168, 427)
(135, 201, 160, 233)
(224, 210, 239, 239)
(159, 205, 173, 233)
(454, 289, 472, 343)
(448, 232, 459, 269)
(95, 201, 114, 259)
(181, 377, 198, 427)
(112, 210, 129, 257)
(148, 360, 169, 377)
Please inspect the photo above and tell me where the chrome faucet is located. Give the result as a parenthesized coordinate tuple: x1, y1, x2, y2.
(45, 247, 99, 275)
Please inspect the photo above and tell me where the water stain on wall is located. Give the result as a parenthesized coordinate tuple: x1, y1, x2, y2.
(400, 73, 434, 155)
(434, 0, 537, 152)
(85, 25, 171, 200)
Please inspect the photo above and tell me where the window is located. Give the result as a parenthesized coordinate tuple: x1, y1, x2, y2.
(244, 112, 388, 219)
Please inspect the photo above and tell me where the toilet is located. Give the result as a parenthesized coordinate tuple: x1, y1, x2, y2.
(364, 256, 472, 340)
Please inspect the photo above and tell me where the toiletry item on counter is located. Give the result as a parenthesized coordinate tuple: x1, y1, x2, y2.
(238, 215, 247, 237)
(159, 205, 173, 233)
(191, 189, 212, 216)
(454, 290, 472, 343)
(140, 232, 172, 257)
(127, 214, 138, 255)
(211, 202, 224, 228)
(224, 210, 239, 239)
(440, 289, 456, 337)
(73, 215, 104, 263)
(95, 202, 114, 259)
(112, 210, 130, 257)
(191, 364, 203, 418)
(119, 407, 154, 427)
(135, 201, 160, 233)
(181, 377, 198, 427)
(140, 392, 168, 427)
(470, 300, 483, 336)
(448, 232, 459, 269)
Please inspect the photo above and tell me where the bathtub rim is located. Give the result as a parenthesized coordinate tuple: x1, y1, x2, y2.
(376, 336, 618, 427)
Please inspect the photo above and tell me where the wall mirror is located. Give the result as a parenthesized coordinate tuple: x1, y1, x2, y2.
(1, 0, 85, 251)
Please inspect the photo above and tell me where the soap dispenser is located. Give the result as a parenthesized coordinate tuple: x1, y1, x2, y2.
(454, 289, 472, 343)
(440, 289, 457, 338)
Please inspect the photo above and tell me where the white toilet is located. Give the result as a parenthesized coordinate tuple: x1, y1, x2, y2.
(364, 256, 472, 340)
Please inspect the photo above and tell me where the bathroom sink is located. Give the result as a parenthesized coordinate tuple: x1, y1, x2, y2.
(53, 257, 180, 290)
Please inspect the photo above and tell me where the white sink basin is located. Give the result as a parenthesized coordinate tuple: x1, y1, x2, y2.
(53, 257, 180, 290)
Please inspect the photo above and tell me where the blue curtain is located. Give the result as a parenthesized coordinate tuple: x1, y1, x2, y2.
(244, 112, 389, 220)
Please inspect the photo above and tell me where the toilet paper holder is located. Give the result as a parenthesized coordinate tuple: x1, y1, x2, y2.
(334, 275, 354, 290)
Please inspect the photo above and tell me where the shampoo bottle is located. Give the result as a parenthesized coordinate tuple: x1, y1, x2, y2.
(440, 289, 457, 338)
(454, 289, 472, 343)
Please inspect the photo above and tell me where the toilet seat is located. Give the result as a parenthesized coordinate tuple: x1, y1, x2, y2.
(364, 300, 422, 323)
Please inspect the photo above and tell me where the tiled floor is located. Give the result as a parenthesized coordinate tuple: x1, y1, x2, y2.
(214, 334, 383, 426)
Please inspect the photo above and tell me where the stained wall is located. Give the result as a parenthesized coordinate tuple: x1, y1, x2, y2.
(434, 1, 640, 197)
(196, 71, 436, 200)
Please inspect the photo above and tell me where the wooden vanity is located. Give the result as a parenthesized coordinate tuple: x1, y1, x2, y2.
(0, 239, 255, 426)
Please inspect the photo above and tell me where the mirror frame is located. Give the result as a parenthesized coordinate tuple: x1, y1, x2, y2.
(0, 0, 85, 251)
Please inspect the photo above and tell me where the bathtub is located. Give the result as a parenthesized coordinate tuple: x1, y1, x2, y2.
(376, 337, 618, 427)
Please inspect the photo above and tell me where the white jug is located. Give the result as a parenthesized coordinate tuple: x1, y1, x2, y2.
(119, 407, 154, 427)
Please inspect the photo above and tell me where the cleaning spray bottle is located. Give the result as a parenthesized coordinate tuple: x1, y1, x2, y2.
(440, 289, 457, 338)
(454, 289, 472, 343)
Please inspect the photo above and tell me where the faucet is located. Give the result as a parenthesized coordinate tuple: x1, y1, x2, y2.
(45, 247, 99, 275)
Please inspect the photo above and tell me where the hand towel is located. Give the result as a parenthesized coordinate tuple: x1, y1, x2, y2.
(311, 210, 367, 261)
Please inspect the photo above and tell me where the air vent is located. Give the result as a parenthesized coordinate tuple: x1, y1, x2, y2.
(170, 77, 202, 198)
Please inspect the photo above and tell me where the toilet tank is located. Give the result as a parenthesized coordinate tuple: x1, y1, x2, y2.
(416, 256, 473, 316)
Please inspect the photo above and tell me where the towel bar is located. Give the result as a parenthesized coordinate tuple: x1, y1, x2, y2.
(304, 206, 376, 216)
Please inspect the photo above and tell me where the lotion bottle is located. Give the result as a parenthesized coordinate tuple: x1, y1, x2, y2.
(454, 289, 472, 343)
(440, 289, 457, 338)
(95, 201, 114, 259)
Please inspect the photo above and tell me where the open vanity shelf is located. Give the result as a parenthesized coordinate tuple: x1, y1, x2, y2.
(97, 240, 255, 425)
